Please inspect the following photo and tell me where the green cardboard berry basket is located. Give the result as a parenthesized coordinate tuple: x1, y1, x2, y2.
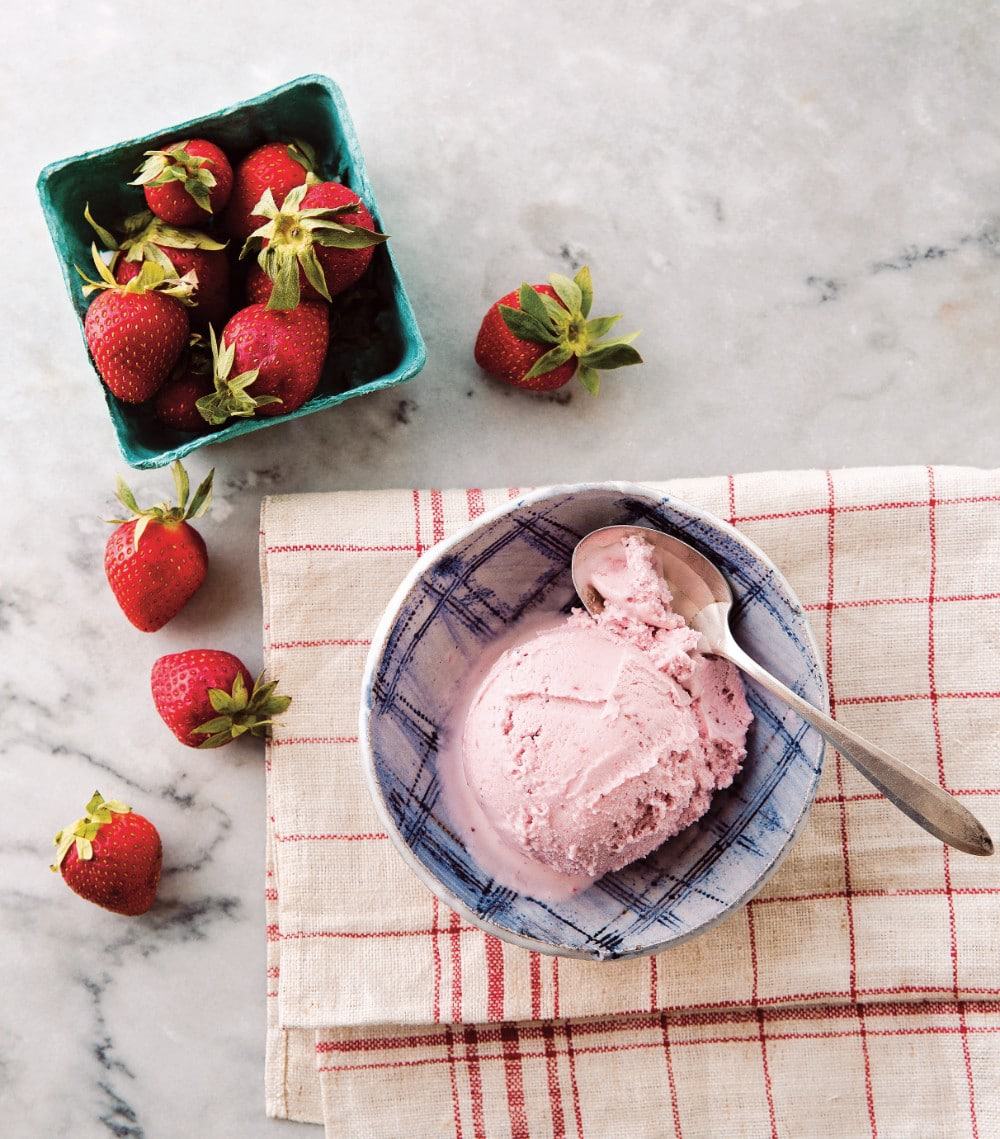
(36, 74, 426, 469)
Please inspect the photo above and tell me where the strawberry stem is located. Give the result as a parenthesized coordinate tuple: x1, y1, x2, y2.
(497, 265, 643, 394)
(106, 461, 214, 550)
(194, 327, 279, 425)
(240, 184, 388, 311)
(130, 142, 219, 213)
(76, 243, 198, 305)
(84, 207, 228, 269)
(50, 791, 131, 871)
(192, 671, 292, 748)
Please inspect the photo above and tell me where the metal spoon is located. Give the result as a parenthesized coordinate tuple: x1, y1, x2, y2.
(571, 525, 993, 857)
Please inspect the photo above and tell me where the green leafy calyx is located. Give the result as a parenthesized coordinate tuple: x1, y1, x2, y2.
(130, 141, 218, 213)
(240, 183, 389, 311)
(76, 243, 197, 305)
(84, 204, 227, 276)
(106, 460, 214, 551)
(192, 671, 293, 748)
(287, 138, 319, 179)
(498, 265, 643, 395)
(194, 327, 281, 425)
(50, 791, 131, 871)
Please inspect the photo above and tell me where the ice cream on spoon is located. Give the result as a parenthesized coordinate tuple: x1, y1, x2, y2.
(572, 524, 994, 858)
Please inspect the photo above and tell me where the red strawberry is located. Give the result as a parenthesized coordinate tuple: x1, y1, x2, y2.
(116, 245, 230, 331)
(223, 140, 314, 241)
(86, 206, 231, 330)
(104, 461, 213, 632)
(154, 372, 213, 433)
(477, 284, 577, 392)
(474, 266, 643, 395)
(130, 139, 233, 225)
(151, 649, 291, 748)
(78, 245, 194, 403)
(219, 301, 329, 416)
(51, 792, 162, 916)
(153, 339, 215, 432)
(193, 325, 282, 425)
(241, 181, 386, 310)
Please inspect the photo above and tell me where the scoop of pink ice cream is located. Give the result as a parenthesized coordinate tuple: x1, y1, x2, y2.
(461, 535, 753, 880)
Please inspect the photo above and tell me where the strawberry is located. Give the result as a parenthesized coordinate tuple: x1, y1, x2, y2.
(153, 337, 215, 433)
(151, 649, 291, 748)
(155, 326, 279, 431)
(104, 460, 213, 632)
(116, 243, 230, 332)
(85, 206, 231, 330)
(223, 140, 315, 241)
(474, 266, 643, 395)
(78, 245, 195, 403)
(154, 370, 213, 433)
(130, 138, 233, 225)
(194, 325, 282, 425)
(51, 792, 162, 916)
(241, 182, 387, 310)
(219, 301, 329, 416)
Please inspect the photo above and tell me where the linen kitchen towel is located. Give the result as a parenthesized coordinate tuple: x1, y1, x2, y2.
(261, 467, 999, 1138)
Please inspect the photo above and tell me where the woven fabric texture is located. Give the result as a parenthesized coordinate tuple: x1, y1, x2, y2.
(261, 468, 1000, 1138)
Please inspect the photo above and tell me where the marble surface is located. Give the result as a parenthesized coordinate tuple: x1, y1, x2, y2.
(4, 2, 1000, 1135)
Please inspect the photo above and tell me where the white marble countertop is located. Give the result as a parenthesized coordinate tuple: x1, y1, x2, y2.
(4, 2, 1000, 1135)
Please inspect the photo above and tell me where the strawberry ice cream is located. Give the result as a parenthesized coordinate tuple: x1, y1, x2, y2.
(457, 535, 752, 883)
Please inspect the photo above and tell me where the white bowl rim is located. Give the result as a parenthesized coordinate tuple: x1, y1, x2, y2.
(358, 480, 828, 961)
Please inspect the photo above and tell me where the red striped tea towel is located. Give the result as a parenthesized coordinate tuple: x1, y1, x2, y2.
(261, 468, 1000, 1138)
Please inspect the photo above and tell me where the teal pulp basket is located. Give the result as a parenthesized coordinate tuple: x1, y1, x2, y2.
(36, 74, 426, 468)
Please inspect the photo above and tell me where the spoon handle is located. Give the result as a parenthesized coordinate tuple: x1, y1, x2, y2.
(721, 638, 994, 857)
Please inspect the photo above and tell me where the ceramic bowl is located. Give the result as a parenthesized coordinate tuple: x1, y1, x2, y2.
(360, 483, 827, 960)
(36, 74, 425, 469)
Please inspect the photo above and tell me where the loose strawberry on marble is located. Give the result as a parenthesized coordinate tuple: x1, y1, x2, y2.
(130, 138, 233, 226)
(85, 206, 231, 330)
(51, 791, 162, 916)
(104, 460, 213, 632)
(223, 140, 315, 241)
(151, 649, 291, 748)
(241, 181, 386, 310)
(78, 244, 195, 403)
(474, 266, 642, 395)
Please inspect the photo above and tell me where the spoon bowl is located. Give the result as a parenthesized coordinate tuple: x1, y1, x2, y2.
(572, 523, 731, 625)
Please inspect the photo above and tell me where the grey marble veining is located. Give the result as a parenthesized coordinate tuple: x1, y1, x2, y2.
(3, 1, 1000, 1135)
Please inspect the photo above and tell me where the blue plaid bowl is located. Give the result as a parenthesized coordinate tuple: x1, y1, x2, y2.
(360, 483, 827, 960)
